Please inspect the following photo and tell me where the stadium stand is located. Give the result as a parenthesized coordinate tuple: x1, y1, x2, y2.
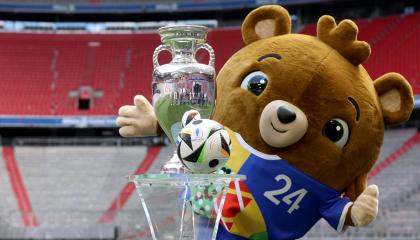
(0, 129, 419, 238)
(0, 144, 172, 238)
(304, 128, 420, 239)
(0, 12, 418, 118)
(0, 29, 242, 116)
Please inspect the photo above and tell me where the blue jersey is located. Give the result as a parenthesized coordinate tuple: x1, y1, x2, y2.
(216, 131, 352, 240)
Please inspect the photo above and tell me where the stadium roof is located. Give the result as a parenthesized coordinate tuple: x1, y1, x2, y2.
(0, 0, 334, 14)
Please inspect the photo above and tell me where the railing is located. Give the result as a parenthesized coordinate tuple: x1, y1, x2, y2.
(12, 136, 169, 146)
(0, 20, 218, 33)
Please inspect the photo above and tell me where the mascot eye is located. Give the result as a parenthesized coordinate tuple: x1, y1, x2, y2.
(322, 118, 350, 149)
(240, 71, 268, 96)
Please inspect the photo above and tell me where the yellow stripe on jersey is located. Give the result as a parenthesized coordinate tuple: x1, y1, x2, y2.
(227, 188, 253, 199)
(225, 128, 251, 173)
(229, 198, 267, 238)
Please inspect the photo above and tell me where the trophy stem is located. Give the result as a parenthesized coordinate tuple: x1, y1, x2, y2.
(161, 150, 186, 173)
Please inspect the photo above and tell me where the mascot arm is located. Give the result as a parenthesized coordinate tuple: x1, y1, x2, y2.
(116, 95, 162, 137)
(319, 194, 352, 232)
(320, 184, 378, 231)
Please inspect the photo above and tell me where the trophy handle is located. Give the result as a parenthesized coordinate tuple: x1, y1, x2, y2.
(153, 44, 171, 69)
(196, 43, 215, 68)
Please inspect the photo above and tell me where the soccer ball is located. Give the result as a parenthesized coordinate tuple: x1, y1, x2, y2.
(177, 119, 231, 173)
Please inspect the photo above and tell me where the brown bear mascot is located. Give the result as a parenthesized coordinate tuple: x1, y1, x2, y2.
(116, 5, 414, 240)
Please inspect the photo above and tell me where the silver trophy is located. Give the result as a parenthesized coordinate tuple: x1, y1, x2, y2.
(152, 25, 216, 173)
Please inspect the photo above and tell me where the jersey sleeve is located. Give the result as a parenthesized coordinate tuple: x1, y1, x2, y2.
(319, 196, 352, 232)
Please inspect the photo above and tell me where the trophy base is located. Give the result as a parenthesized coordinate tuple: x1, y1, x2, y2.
(130, 173, 246, 240)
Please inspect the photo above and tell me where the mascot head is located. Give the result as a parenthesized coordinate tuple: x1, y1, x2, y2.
(212, 5, 414, 199)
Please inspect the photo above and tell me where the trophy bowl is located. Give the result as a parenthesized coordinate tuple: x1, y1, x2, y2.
(152, 25, 216, 173)
(130, 174, 246, 240)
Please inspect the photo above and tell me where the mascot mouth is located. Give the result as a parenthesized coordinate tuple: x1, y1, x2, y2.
(271, 122, 288, 133)
(260, 100, 308, 148)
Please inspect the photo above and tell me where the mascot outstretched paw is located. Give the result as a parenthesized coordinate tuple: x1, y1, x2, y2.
(350, 185, 379, 227)
(116, 95, 158, 137)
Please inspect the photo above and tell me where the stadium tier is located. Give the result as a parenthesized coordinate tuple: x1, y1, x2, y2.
(0, 129, 419, 238)
(0, 28, 243, 117)
(0, 12, 418, 118)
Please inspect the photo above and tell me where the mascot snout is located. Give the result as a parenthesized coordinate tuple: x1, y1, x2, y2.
(259, 100, 308, 148)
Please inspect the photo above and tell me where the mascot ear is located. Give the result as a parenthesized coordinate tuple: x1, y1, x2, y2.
(374, 73, 414, 125)
(345, 174, 367, 201)
(241, 5, 291, 45)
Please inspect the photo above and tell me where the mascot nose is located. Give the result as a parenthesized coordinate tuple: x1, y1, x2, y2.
(277, 106, 296, 123)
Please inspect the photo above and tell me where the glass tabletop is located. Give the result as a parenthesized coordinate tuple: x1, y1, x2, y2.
(129, 173, 246, 187)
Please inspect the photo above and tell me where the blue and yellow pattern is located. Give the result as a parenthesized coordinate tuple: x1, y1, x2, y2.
(216, 129, 352, 240)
